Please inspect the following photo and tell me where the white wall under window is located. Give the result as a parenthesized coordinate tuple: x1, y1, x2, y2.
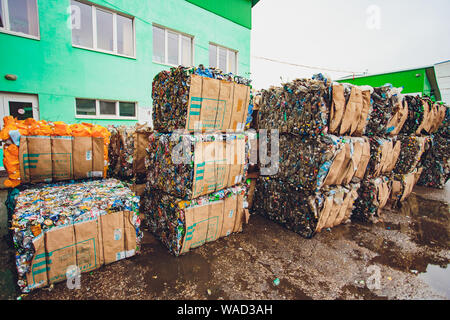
(75, 98, 137, 120)
(152, 25, 193, 67)
(209, 43, 238, 74)
(70, 0, 135, 58)
(0, 0, 39, 39)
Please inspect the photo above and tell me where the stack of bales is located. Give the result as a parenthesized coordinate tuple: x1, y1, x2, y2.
(351, 85, 408, 222)
(416, 104, 449, 189)
(390, 96, 447, 202)
(254, 78, 377, 237)
(0, 119, 142, 293)
(141, 66, 254, 255)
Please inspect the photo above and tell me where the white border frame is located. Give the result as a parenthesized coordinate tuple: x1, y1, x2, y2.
(152, 23, 194, 68)
(209, 42, 239, 74)
(74, 98, 138, 120)
(0, 0, 40, 40)
(71, 0, 136, 59)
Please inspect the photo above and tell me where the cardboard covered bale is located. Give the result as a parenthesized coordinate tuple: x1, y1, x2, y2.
(365, 136, 401, 179)
(351, 176, 392, 223)
(365, 85, 407, 137)
(329, 83, 372, 136)
(18, 135, 105, 184)
(142, 185, 249, 256)
(0, 118, 110, 188)
(399, 96, 447, 135)
(9, 179, 142, 293)
(108, 125, 152, 183)
(259, 79, 372, 137)
(258, 78, 331, 135)
(152, 66, 251, 132)
(253, 178, 360, 238)
(393, 135, 429, 175)
(417, 108, 450, 188)
(145, 132, 249, 200)
(259, 132, 370, 193)
(390, 168, 423, 206)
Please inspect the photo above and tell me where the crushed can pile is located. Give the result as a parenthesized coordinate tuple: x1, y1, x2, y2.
(7, 179, 141, 293)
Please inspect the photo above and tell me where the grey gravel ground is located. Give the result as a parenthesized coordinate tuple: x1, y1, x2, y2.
(0, 184, 448, 300)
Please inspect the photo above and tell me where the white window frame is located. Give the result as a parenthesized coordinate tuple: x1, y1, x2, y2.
(209, 43, 238, 74)
(75, 98, 138, 120)
(71, 0, 136, 59)
(152, 24, 194, 67)
(0, 0, 40, 40)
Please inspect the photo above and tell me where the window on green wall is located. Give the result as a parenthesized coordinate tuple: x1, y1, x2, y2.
(152, 25, 193, 67)
(75, 98, 137, 119)
(0, 0, 39, 39)
(209, 43, 237, 74)
(70, 0, 134, 57)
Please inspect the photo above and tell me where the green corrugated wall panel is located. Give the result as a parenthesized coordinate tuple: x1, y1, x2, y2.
(337, 68, 428, 95)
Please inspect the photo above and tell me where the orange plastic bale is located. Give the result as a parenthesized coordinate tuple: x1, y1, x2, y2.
(52, 121, 72, 136)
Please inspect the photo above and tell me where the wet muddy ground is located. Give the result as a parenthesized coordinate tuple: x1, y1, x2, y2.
(0, 185, 448, 300)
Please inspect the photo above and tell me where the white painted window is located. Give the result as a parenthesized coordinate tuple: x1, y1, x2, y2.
(75, 98, 137, 119)
(152, 25, 193, 67)
(0, 0, 39, 39)
(70, 0, 134, 57)
(209, 43, 238, 74)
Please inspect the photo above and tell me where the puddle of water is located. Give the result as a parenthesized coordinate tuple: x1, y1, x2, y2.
(418, 264, 450, 298)
(133, 233, 218, 299)
(397, 194, 450, 222)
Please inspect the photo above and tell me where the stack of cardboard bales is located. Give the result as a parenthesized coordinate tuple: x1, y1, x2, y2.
(350, 85, 408, 222)
(254, 79, 376, 237)
(417, 104, 449, 189)
(390, 96, 447, 203)
(142, 66, 253, 255)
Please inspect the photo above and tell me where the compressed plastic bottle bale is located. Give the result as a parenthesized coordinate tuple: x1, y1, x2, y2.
(142, 184, 249, 256)
(9, 179, 142, 293)
(399, 96, 447, 135)
(393, 135, 429, 175)
(351, 176, 392, 223)
(253, 178, 359, 238)
(365, 85, 408, 137)
(390, 168, 423, 206)
(108, 124, 152, 183)
(145, 132, 249, 200)
(258, 78, 331, 135)
(259, 132, 370, 193)
(417, 108, 450, 188)
(152, 65, 251, 132)
(365, 136, 401, 179)
(330, 83, 372, 136)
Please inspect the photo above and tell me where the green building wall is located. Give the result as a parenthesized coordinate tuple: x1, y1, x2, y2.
(337, 68, 433, 99)
(0, 0, 252, 126)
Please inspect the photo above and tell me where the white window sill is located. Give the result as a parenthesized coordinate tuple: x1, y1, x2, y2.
(0, 28, 40, 41)
(75, 115, 138, 120)
(73, 44, 136, 60)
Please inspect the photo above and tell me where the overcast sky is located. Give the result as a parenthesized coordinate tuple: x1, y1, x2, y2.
(250, 0, 450, 89)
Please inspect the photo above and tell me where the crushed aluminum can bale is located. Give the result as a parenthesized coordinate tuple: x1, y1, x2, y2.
(141, 184, 249, 256)
(8, 178, 142, 293)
